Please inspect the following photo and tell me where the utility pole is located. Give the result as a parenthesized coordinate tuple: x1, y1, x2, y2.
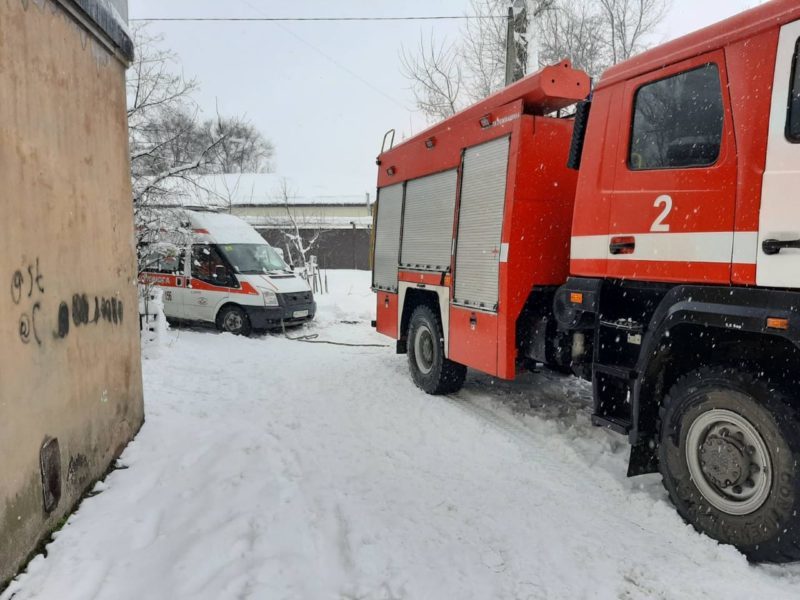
(504, 7, 515, 86)
(505, 1, 529, 85)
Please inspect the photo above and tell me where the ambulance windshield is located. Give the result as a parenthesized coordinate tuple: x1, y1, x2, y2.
(220, 244, 290, 274)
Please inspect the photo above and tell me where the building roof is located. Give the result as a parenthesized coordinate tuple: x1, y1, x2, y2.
(66, 0, 133, 62)
(162, 174, 371, 208)
(245, 215, 373, 231)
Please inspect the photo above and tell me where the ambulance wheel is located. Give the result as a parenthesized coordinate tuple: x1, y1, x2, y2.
(658, 367, 800, 562)
(407, 305, 466, 395)
(217, 305, 252, 336)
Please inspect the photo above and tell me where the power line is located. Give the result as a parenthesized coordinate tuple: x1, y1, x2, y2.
(130, 15, 501, 23)
(228, 0, 413, 113)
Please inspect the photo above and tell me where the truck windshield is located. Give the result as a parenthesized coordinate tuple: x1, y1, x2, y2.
(220, 244, 289, 274)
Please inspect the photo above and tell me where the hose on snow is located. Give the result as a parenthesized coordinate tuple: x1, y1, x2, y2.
(280, 319, 390, 348)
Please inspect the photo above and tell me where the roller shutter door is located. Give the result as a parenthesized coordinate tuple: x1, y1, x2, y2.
(453, 136, 510, 310)
(372, 183, 404, 291)
(400, 169, 458, 271)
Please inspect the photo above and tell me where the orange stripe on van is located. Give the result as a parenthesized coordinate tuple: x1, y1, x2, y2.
(188, 279, 260, 295)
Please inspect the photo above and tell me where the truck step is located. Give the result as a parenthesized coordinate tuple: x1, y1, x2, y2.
(591, 414, 632, 435)
(592, 363, 637, 380)
(599, 318, 643, 333)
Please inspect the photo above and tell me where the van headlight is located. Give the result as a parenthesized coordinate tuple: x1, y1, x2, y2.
(259, 289, 279, 307)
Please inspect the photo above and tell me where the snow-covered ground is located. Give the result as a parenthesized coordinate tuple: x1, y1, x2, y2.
(4, 270, 800, 600)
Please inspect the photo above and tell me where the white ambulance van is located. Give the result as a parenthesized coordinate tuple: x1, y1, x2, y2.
(141, 210, 315, 335)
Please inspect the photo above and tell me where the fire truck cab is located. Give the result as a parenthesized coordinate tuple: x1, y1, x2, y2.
(373, 0, 800, 562)
(555, 0, 800, 561)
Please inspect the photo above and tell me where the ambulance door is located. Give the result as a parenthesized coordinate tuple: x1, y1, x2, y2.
(758, 19, 800, 288)
(187, 243, 234, 322)
(143, 245, 186, 319)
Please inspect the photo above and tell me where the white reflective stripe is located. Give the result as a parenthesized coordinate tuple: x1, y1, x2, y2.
(570, 235, 609, 260)
(732, 232, 759, 265)
(571, 232, 758, 264)
(499, 242, 509, 262)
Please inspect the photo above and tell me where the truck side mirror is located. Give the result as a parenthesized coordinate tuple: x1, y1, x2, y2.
(567, 100, 592, 170)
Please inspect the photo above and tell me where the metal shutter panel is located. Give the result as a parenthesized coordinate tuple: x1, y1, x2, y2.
(372, 183, 404, 290)
(400, 169, 458, 271)
(453, 136, 510, 310)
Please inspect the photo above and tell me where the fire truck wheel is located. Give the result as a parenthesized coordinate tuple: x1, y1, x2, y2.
(407, 305, 466, 395)
(217, 305, 252, 337)
(658, 367, 800, 562)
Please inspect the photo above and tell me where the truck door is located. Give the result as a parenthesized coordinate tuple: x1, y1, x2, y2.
(187, 244, 233, 322)
(758, 19, 800, 288)
(608, 51, 737, 284)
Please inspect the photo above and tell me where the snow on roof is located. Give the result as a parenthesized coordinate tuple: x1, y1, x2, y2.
(162, 174, 370, 208)
(73, 0, 134, 62)
(245, 215, 373, 231)
(186, 210, 268, 245)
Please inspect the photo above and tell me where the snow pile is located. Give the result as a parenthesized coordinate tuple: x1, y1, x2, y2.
(312, 269, 375, 326)
(4, 271, 800, 599)
(138, 286, 168, 357)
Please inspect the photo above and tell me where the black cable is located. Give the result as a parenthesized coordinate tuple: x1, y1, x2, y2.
(130, 15, 502, 23)
(280, 319, 390, 348)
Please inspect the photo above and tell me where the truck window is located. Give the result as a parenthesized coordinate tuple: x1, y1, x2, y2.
(629, 63, 723, 170)
(787, 38, 800, 143)
(192, 244, 235, 287)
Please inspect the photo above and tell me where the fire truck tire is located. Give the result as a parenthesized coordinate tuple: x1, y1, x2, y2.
(216, 305, 252, 337)
(407, 305, 466, 395)
(658, 367, 800, 562)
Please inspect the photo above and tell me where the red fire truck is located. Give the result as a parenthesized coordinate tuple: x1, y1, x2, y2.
(372, 0, 800, 561)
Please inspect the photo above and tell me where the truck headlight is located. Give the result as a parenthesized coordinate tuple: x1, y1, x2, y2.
(260, 289, 279, 307)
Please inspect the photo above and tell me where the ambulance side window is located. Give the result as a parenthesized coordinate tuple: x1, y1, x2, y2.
(142, 245, 184, 274)
(786, 38, 800, 143)
(192, 244, 234, 286)
(629, 63, 724, 170)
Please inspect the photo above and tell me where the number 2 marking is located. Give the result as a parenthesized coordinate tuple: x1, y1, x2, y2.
(651, 194, 672, 232)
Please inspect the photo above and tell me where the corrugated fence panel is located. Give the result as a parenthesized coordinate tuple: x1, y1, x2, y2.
(372, 183, 404, 290)
(453, 136, 510, 310)
(400, 169, 458, 271)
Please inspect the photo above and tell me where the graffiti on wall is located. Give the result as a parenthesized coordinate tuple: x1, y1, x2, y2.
(11, 258, 45, 345)
(10, 258, 123, 347)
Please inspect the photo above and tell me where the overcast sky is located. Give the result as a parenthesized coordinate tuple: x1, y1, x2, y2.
(128, 0, 759, 198)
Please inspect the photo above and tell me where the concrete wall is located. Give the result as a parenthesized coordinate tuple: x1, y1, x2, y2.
(0, 0, 143, 586)
(259, 228, 373, 270)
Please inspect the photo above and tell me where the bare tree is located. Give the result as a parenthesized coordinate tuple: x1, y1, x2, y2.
(597, 0, 669, 64)
(401, 0, 670, 122)
(270, 179, 327, 271)
(400, 33, 463, 120)
(200, 116, 274, 174)
(129, 24, 275, 278)
(461, 0, 508, 101)
(537, 0, 612, 79)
